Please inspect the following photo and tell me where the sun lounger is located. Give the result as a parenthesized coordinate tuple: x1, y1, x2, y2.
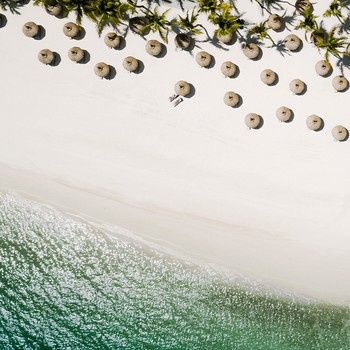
(168, 93, 179, 102)
(173, 97, 183, 107)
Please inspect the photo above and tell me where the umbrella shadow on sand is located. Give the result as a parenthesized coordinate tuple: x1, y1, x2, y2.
(34, 25, 46, 40)
(0, 14, 7, 28)
(78, 50, 90, 64)
(50, 52, 61, 67)
(105, 66, 117, 80)
(72, 27, 86, 41)
(185, 84, 196, 98)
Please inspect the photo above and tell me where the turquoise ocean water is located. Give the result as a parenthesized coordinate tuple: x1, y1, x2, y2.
(0, 192, 349, 349)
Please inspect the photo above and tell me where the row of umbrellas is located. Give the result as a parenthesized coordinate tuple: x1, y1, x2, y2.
(231, 109, 348, 142)
(200, 54, 348, 92)
(22, 20, 303, 54)
(23, 21, 165, 56)
(25, 20, 348, 93)
(195, 34, 302, 65)
(37, 46, 141, 74)
(175, 79, 348, 140)
(23, 21, 81, 39)
(25, 18, 348, 141)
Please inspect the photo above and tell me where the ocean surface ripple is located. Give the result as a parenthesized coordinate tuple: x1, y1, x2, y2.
(0, 193, 349, 349)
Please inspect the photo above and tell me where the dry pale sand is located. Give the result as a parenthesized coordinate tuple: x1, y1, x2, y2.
(1, 1, 350, 305)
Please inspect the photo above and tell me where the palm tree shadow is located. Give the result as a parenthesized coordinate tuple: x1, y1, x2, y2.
(336, 56, 350, 75)
(338, 17, 350, 34)
(0, 0, 28, 14)
(186, 37, 198, 53)
(282, 14, 297, 31)
(209, 38, 230, 51)
(272, 40, 291, 56)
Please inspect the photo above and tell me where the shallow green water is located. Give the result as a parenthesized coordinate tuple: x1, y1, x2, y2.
(0, 193, 349, 349)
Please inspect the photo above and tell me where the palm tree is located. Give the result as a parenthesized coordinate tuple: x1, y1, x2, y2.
(60, 0, 95, 25)
(316, 26, 348, 62)
(197, 0, 218, 14)
(310, 26, 327, 46)
(323, 0, 347, 24)
(142, 6, 172, 43)
(294, 5, 318, 41)
(208, 2, 240, 42)
(247, 21, 274, 45)
(294, 0, 312, 14)
(175, 7, 204, 36)
(90, 0, 131, 35)
(33, 0, 64, 16)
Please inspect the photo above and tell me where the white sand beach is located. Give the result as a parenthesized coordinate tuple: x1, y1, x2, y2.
(1, 1, 350, 305)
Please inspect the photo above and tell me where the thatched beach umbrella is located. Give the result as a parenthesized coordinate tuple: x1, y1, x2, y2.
(146, 40, 162, 56)
(216, 32, 233, 44)
(295, 0, 312, 14)
(283, 34, 302, 51)
(129, 17, 149, 35)
(245, 113, 261, 129)
(38, 49, 54, 65)
(104, 32, 121, 49)
(175, 33, 191, 50)
(195, 51, 211, 67)
(63, 22, 80, 39)
(68, 47, 84, 63)
(224, 91, 240, 107)
(276, 106, 292, 122)
(260, 69, 277, 85)
(174, 80, 190, 97)
(123, 56, 138, 72)
(315, 60, 332, 77)
(46, 4, 62, 16)
(332, 75, 348, 92)
(332, 125, 348, 141)
(306, 115, 323, 131)
(267, 14, 283, 31)
(94, 62, 110, 78)
(22, 22, 39, 38)
(289, 79, 305, 94)
(242, 43, 260, 59)
(221, 61, 237, 78)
